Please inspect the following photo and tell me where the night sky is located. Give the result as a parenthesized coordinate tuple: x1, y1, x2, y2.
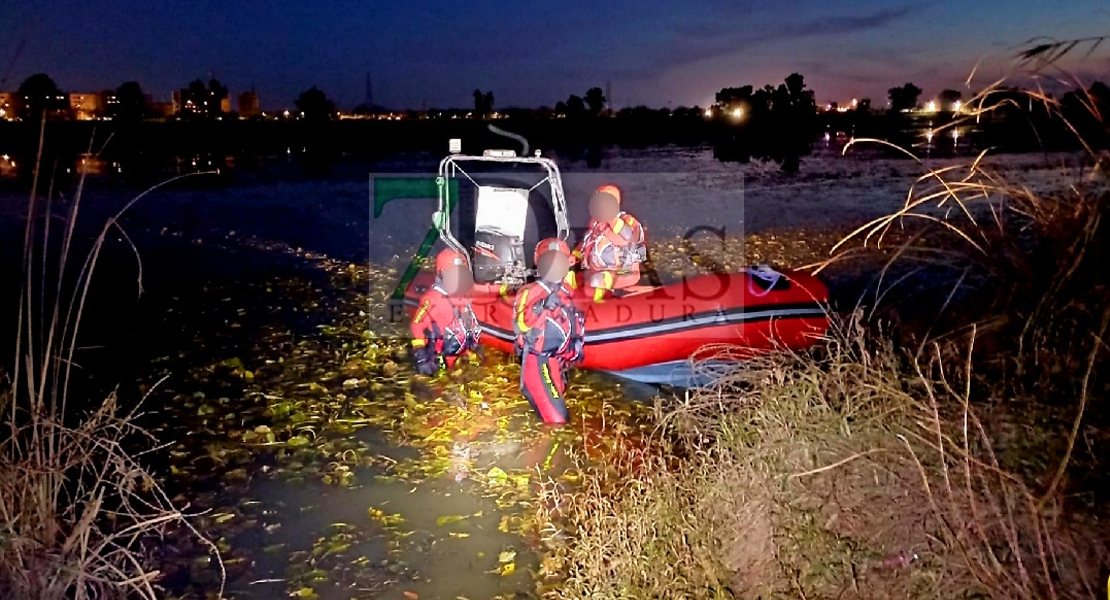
(2, 0, 1108, 111)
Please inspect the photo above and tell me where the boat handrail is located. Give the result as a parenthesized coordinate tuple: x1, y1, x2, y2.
(434, 153, 569, 271)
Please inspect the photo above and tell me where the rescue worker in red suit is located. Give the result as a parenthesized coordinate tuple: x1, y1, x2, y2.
(570, 184, 647, 302)
(410, 249, 482, 376)
(512, 239, 586, 424)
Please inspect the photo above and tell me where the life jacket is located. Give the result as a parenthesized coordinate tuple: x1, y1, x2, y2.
(580, 212, 646, 273)
(512, 279, 584, 357)
(410, 283, 481, 356)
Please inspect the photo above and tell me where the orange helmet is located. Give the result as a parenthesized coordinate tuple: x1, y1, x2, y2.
(435, 249, 468, 273)
(534, 238, 570, 264)
(594, 184, 622, 204)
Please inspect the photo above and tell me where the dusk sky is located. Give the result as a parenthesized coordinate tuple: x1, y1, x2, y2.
(2, 0, 1108, 111)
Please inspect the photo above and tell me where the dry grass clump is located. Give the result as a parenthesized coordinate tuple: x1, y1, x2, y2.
(542, 318, 918, 600)
(537, 444, 737, 599)
(0, 389, 195, 599)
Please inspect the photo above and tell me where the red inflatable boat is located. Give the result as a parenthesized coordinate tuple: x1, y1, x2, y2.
(399, 144, 830, 386)
(403, 267, 829, 386)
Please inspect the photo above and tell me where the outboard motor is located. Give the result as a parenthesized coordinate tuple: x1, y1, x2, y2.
(471, 186, 531, 285)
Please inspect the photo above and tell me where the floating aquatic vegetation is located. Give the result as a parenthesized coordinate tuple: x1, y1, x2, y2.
(142, 227, 850, 598)
(435, 512, 483, 527)
(497, 550, 517, 576)
(283, 522, 402, 599)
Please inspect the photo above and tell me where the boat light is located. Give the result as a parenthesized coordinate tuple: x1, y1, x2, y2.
(483, 149, 517, 158)
(449, 138, 462, 154)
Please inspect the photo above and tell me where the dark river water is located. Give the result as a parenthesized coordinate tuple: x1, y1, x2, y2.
(0, 143, 1088, 599)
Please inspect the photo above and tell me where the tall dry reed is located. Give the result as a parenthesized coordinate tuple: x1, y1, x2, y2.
(0, 123, 223, 599)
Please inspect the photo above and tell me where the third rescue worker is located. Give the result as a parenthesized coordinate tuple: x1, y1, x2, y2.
(513, 239, 585, 424)
(571, 184, 647, 300)
(410, 249, 481, 376)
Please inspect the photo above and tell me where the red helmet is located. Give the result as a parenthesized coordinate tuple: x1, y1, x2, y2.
(435, 249, 468, 273)
(534, 238, 570, 264)
(594, 184, 622, 204)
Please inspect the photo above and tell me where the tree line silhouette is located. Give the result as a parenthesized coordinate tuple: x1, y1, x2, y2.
(5, 71, 1110, 177)
(710, 73, 818, 174)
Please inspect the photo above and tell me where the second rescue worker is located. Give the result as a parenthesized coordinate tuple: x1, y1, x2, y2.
(512, 238, 586, 424)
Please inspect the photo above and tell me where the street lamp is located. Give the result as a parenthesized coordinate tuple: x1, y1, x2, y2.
(731, 107, 742, 119)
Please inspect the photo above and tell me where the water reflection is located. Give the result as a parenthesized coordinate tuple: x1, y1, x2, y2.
(0, 144, 341, 186)
(77, 154, 106, 176)
(175, 154, 230, 175)
(0, 154, 16, 178)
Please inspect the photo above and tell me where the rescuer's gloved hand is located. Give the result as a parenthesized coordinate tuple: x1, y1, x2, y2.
(413, 346, 439, 376)
(442, 335, 463, 357)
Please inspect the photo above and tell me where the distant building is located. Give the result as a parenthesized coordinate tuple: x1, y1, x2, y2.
(175, 85, 230, 118)
(0, 92, 15, 120)
(70, 93, 103, 120)
(100, 91, 119, 118)
(19, 91, 70, 120)
(238, 91, 260, 118)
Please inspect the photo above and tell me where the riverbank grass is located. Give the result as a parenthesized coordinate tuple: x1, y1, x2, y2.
(544, 314, 1106, 600)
